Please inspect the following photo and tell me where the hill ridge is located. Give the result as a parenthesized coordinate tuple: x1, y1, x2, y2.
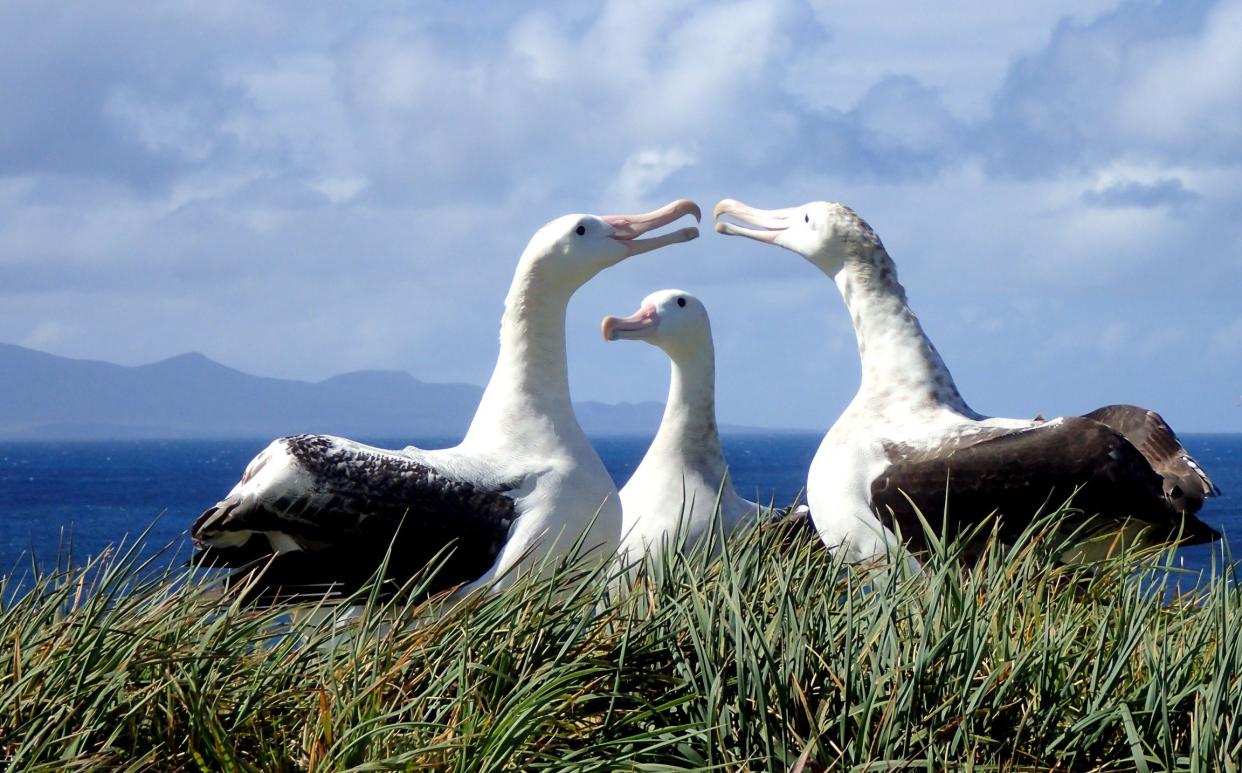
(0, 341, 674, 439)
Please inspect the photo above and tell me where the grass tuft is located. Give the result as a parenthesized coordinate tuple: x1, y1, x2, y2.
(1, 510, 1239, 771)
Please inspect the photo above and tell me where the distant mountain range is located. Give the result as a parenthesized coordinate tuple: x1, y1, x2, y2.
(0, 342, 774, 440)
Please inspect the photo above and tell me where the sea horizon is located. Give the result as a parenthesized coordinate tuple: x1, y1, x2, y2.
(3, 432, 1239, 578)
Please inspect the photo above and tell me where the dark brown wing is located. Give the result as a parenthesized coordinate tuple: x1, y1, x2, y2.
(1084, 404, 1220, 512)
(870, 417, 1220, 555)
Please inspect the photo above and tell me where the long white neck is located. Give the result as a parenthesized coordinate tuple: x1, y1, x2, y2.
(463, 258, 586, 453)
(832, 248, 977, 418)
(647, 338, 730, 479)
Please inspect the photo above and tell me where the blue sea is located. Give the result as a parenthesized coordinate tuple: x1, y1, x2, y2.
(1, 434, 1239, 576)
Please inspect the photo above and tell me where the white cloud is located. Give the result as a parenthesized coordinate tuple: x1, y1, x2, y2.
(985, 0, 1242, 174)
(104, 88, 216, 162)
(795, 0, 1123, 118)
(310, 177, 368, 205)
(507, 12, 570, 82)
(0, 0, 1240, 431)
(1117, 0, 1242, 148)
(20, 320, 75, 351)
(606, 147, 698, 209)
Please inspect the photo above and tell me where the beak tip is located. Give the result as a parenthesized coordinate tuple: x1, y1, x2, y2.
(601, 307, 658, 341)
(714, 222, 729, 235)
(713, 199, 736, 221)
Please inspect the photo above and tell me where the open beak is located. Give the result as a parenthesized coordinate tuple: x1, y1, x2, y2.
(602, 199, 701, 257)
(713, 198, 795, 244)
(601, 304, 660, 341)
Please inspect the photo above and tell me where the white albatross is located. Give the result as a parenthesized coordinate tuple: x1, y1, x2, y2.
(601, 289, 790, 561)
(715, 198, 1219, 563)
(192, 200, 702, 603)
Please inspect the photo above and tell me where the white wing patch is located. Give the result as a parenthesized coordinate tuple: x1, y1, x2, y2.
(1181, 454, 1221, 496)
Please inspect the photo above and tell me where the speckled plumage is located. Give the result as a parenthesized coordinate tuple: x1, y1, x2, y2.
(715, 198, 1219, 563)
(193, 436, 521, 602)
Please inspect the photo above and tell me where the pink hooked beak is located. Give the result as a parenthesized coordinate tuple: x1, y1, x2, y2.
(601, 199, 702, 256)
(601, 303, 660, 341)
(712, 198, 796, 243)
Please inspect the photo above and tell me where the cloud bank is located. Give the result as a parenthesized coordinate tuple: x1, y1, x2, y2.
(1, 0, 1239, 430)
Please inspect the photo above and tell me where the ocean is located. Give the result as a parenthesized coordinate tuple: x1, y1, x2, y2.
(2, 433, 1239, 575)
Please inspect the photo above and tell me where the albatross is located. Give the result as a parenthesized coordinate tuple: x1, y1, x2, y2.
(715, 198, 1219, 563)
(192, 200, 701, 602)
(601, 289, 788, 561)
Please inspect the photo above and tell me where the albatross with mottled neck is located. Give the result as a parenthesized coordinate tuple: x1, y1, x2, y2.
(192, 200, 701, 602)
(715, 198, 1219, 563)
(601, 289, 776, 561)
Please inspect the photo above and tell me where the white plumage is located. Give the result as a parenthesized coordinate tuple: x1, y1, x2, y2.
(601, 289, 783, 562)
(193, 200, 701, 602)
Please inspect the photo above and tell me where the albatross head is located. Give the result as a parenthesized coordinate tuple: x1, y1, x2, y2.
(601, 288, 710, 360)
(712, 198, 882, 276)
(523, 199, 701, 291)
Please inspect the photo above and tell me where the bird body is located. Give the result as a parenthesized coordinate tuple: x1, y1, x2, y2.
(715, 198, 1218, 563)
(193, 201, 702, 602)
(602, 289, 772, 561)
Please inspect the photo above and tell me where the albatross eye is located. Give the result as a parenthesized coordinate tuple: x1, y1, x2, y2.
(677, 297, 686, 307)
(804, 214, 809, 224)
(575, 224, 586, 236)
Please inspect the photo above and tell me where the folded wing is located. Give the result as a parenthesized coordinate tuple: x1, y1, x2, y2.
(192, 435, 521, 603)
(871, 417, 1220, 555)
(1083, 404, 1220, 510)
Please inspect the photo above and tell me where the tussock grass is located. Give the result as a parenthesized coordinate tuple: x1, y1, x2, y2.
(1, 513, 1239, 771)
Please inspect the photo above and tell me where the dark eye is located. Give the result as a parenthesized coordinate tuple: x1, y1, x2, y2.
(804, 214, 809, 223)
(575, 224, 586, 236)
(677, 297, 686, 307)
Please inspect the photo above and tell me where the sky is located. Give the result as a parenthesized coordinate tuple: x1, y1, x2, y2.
(1, 0, 1240, 432)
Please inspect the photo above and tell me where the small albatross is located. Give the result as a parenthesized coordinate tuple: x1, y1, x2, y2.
(715, 198, 1220, 563)
(601, 289, 795, 561)
(192, 200, 701, 603)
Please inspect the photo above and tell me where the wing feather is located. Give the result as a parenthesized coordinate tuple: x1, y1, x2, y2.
(871, 418, 1219, 555)
(191, 435, 521, 603)
(1084, 404, 1220, 508)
